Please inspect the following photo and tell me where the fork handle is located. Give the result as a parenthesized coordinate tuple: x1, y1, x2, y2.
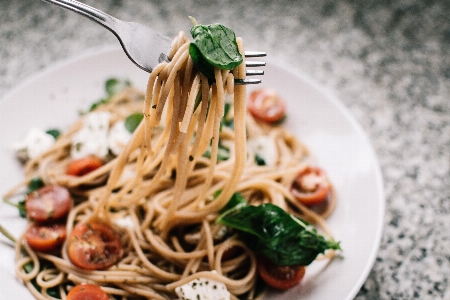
(41, 0, 118, 32)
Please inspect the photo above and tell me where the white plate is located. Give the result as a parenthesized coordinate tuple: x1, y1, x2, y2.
(0, 46, 384, 300)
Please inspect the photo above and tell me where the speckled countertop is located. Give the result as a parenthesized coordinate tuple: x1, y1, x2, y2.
(1, 0, 449, 299)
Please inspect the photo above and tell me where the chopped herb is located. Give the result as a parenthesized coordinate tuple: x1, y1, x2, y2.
(254, 154, 266, 166)
(45, 128, 61, 139)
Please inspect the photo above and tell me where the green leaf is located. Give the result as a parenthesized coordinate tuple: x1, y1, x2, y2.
(88, 78, 131, 112)
(190, 22, 243, 79)
(218, 192, 248, 214)
(124, 113, 144, 133)
(17, 200, 27, 218)
(220, 102, 234, 130)
(217, 201, 341, 266)
(202, 142, 230, 161)
(254, 154, 266, 166)
(23, 262, 61, 298)
(3, 177, 44, 218)
(23, 262, 34, 273)
(27, 177, 45, 194)
(45, 129, 61, 140)
(105, 78, 131, 96)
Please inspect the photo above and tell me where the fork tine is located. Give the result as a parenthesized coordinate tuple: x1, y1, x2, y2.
(244, 51, 267, 57)
(246, 70, 264, 76)
(245, 61, 266, 67)
(234, 78, 261, 85)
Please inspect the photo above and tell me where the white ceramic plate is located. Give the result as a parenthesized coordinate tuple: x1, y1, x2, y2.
(0, 47, 384, 300)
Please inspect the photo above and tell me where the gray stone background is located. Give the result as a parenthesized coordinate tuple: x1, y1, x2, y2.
(1, 0, 449, 299)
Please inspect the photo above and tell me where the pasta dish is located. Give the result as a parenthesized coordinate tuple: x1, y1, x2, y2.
(3, 21, 340, 300)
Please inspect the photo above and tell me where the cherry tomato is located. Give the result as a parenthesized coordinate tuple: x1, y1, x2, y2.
(25, 223, 67, 252)
(66, 156, 104, 177)
(291, 167, 331, 206)
(257, 256, 305, 290)
(67, 283, 109, 300)
(25, 185, 72, 223)
(247, 88, 286, 123)
(67, 219, 123, 270)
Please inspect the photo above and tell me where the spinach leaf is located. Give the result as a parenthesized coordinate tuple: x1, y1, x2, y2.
(190, 21, 243, 80)
(217, 198, 341, 266)
(124, 113, 144, 133)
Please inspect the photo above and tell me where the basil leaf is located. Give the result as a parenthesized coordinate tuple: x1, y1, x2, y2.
(217, 201, 341, 266)
(254, 154, 266, 166)
(190, 23, 243, 79)
(124, 113, 144, 133)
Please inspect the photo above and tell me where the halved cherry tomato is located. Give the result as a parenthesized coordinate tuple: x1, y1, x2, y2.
(67, 283, 109, 300)
(257, 256, 305, 290)
(247, 88, 286, 123)
(66, 156, 104, 177)
(25, 185, 72, 223)
(67, 219, 123, 270)
(25, 223, 67, 252)
(291, 167, 331, 206)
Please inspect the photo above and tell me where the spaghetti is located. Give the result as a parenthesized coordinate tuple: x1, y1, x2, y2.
(5, 28, 338, 300)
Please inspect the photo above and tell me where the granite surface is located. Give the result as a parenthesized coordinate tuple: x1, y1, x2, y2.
(1, 0, 449, 299)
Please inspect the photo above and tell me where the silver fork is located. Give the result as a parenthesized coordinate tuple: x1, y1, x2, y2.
(41, 0, 266, 84)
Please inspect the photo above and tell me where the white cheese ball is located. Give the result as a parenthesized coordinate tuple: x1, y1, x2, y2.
(13, 127, 55, 161)
(175, 273, 230, 300)
(71, 111, 111, 160)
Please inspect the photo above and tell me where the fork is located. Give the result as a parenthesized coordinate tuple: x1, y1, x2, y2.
(41, 0, 266, 84)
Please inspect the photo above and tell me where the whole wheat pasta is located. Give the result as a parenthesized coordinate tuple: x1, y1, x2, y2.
(6, 29, 338, 300)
